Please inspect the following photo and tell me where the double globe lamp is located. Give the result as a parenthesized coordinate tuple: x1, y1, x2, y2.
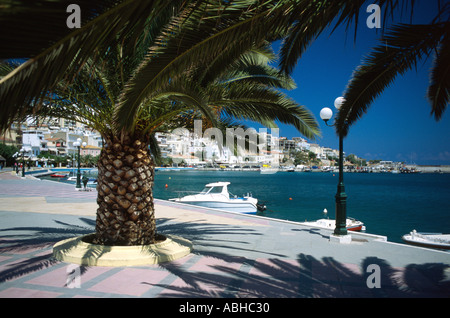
(320, 97, 348, 238)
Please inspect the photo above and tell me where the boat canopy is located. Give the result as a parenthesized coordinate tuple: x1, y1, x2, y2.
(200, 182, 230, 196)
(205, 182, 230, 187)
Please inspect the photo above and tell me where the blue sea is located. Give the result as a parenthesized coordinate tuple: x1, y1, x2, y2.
(153, 170, 450, 243)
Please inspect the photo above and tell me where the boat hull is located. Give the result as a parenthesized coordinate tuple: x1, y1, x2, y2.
(301, 218, 365, 232)
(402, 233, 450, 250)
(347, 225, 363, 231)
(171, 199, 257, 214)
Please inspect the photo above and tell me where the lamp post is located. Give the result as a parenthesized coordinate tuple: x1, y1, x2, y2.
(19, 148, 25, 178)
(73, 138, 86, 189)
(320, 97, 348, 237)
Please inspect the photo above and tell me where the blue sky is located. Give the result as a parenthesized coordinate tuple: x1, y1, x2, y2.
(261, 1, 450, 165)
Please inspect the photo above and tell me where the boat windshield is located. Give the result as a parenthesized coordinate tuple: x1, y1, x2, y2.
(200, 186, 223, 194)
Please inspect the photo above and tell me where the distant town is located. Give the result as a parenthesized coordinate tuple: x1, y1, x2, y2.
(1, 117, 448, 174)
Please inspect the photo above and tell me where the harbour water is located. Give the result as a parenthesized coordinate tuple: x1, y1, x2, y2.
(153, 170, 450, 244)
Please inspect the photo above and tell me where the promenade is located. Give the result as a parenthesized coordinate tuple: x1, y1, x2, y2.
(0, 170, 449, 299)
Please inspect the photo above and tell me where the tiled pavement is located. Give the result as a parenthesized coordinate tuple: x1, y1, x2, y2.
(0, 171, 449, 299)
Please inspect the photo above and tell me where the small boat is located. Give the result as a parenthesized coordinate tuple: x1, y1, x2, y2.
(260, 166, 279, 174)
(169, 182, 265, 214)
(402, 230, 450, 250)
(51, 173, 68, 178)
(302, 217, 365, 231)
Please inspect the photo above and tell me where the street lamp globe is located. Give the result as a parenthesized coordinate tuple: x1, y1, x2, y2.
(334, 97, 345, 110)
(320, 107, 333, 122)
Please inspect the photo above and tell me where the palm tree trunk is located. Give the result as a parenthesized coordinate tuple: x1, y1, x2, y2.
(93, 133, 156, 246)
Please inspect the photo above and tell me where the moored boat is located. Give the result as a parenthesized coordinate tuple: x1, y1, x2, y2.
(402, 230, 450, 250)
(301, 217, 365, 231)
(260, 165, 279, 174)
(169, 182, 265, 214)
(51, 173, 68, 178)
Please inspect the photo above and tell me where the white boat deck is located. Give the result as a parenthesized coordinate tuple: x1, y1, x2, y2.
(402, 230, 450, 249)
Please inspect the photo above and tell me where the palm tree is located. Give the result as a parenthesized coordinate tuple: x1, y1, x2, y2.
(1, 2, 320, 246)
(97, 44, 318, 246)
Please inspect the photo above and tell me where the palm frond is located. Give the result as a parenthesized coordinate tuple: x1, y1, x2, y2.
(0, 1, 117, 58)
(427, 29, 450, 120)
(337, 22, 448, 137)
(218, 45, 296, 90)
(133, 36, 319, 140)
(2, 0, 322, 142)
(278, 0, 367, 75)
(0, 0, 187, 133)
(113, 0, 294, 132)
(149, 81, 220, 131)
(278, 0, 413, 75)
(148, 133, 162, 164)
(30, 52, 124, 135)
(212, 82, 320, 140)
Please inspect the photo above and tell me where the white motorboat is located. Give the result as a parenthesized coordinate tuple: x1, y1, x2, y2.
(402, 230, 450, 250)
(302, 217, 365, 231)
(169, 182, 265, 214)
(260, 166, 279, 174)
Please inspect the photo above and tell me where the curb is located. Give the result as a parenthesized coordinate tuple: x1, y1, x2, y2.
(53, 233, 192, 267)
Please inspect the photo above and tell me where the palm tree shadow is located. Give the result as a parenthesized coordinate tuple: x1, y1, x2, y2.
(156, 217, 286, 258)
(150, 217, 450, 298)
(0, 217, 95, 253)
(0, 217, 95, 283)
(0, 215, 273, 284)
(1, 215, 449, 298)
(153, 252, 450, 298)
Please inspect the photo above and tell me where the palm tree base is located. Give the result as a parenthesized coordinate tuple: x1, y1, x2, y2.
(53, 233, 192, 267)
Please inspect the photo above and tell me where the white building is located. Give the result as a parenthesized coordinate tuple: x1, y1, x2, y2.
(154, 129, 282, 166)
(309, 144, 322, 158)
(22, 129, 48, 156)
(323, 147, 339, 159)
